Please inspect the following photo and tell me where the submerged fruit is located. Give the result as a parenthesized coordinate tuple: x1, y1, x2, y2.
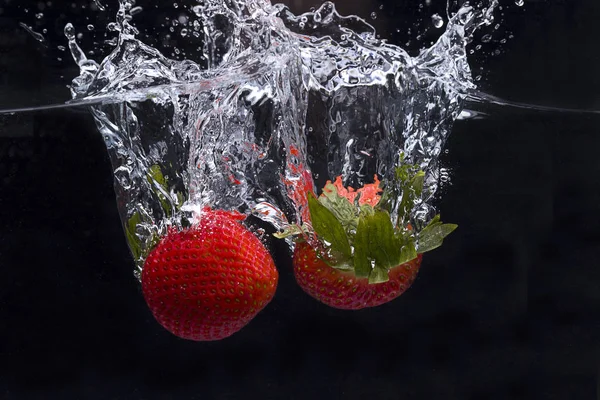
(141, 209, 278, 341)
(294, 241, 422, 310)
(278, 160, 456, 309)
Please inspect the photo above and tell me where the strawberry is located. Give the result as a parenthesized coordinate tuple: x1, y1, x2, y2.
(294, 241, 423, 309)
(141, 208, 278, 341)
(277, 159, 456, 310)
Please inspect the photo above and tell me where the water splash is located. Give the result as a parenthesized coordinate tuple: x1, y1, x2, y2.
(67, 0, 499, 272)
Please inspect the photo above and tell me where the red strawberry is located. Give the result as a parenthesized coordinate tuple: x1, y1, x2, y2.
(141, 209, 278, 341)
(294, 241, 423, 309)
(277, 160, 456, 310)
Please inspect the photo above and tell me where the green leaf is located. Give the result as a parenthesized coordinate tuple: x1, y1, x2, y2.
(369, 266, 389, 284)
(369, 211, 402, 269)
(353, 209, 408, 278)
(318, 181, 359, 232)
(273, 224, 305, 239)
(125, 212, 143, 261)
(412, 170, 425, 197)
(353, 216, 372, 278)
(175, 192, 185, 208)
(417, 214, 458, 253)
(307, 192, 352, 260)
(398, 239, 418, 265)
(147, 164, 167, 187)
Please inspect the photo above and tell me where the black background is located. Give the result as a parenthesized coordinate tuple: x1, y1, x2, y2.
(1, 0, 600, 399)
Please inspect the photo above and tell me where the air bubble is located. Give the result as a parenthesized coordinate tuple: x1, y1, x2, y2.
(431, 14, 444, 28)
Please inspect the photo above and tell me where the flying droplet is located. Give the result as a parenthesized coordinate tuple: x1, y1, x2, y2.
(370, 12, 377, 20)
(431, 13, 444, 28)
(481, 34, 492, 43)
(63, 22, 75, 40)
(192, 5, 202, 16)
(87, 24, 94, 31)
(515, 0, 524, 6)
(35, 13, 43, 19)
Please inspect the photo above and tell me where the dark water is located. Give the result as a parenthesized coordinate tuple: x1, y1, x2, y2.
(1, 0, 600, 399)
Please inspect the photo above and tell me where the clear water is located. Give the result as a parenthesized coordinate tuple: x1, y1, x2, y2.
(59, 0, 503, 274)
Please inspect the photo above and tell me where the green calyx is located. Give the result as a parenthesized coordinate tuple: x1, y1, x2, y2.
(125, 164, 185, 269)
(276, 161, 457, 284)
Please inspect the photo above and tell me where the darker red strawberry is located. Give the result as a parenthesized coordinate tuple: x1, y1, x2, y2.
(141, 209, 278, 341)
(293, 241, 423, 310)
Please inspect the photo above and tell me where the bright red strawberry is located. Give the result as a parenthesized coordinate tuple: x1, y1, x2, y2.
(141, 209, 278, 341)
(277, 160, 456, 310)
(294, 241, 423, 309)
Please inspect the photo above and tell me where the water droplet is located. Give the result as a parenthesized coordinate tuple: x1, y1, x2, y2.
(180, 28, 188, 37)
(19, 23, 45, 42)
(130, 6, 143, 16)
(57, 45, 66, 51)
(431, 13, 444, 28)
(63, 22, 75, 40)
(515, 0, 524, 6)
(35, 13, 43, 19)
(77, 33, 83, 39)
(87, 24, 94, 31)
(93, 0, 106, 11)
(173, 2, 178, 8)
(481, 34, 492, 43)
(370, 12, 377, 20)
